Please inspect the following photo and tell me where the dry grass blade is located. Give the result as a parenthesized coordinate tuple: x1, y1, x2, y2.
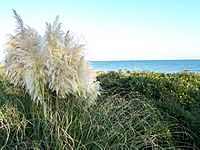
(12, 9, 24, 33)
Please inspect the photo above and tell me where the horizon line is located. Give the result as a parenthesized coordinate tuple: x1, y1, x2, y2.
(90, 58, 200, 62)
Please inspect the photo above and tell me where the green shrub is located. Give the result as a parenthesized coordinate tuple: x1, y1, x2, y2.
(98, 71, 200, 147)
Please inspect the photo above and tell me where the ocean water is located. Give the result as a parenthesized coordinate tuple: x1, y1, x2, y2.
(90, 60, 200, 73)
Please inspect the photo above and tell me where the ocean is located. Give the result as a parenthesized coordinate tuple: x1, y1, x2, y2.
(90, 60, 200, 73)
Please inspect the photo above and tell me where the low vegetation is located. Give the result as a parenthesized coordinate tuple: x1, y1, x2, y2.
(1, 69, 200, 149)
(98, 70, 200, 148)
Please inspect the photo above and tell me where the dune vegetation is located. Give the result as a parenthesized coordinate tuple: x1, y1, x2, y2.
(1, 67, 200, 149)
(0, 10, 200, 149)
(98, 70, 200, 149)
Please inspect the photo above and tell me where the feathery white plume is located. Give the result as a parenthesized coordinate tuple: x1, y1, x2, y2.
(5, 10, 46, 103)
(5, 10, 100, 105)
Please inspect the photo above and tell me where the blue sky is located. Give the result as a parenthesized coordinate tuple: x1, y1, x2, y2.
(0, 0, 200, 61)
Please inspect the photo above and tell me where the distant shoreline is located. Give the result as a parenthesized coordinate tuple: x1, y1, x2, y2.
(91, 60, 200, 73)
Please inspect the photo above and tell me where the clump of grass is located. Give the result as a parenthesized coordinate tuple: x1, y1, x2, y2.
(2, 9, 100, 149)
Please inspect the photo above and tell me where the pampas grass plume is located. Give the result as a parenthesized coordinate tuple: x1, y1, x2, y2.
(5, 10, 100, 105)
